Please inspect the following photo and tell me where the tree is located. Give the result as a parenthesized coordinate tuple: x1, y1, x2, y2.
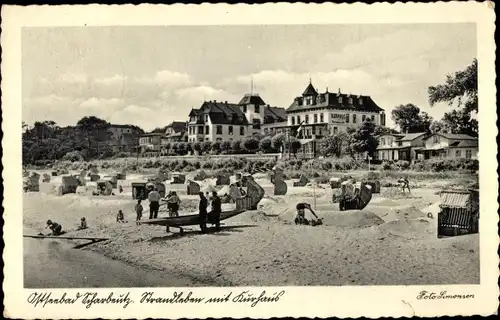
(211, 141, 221, 154)
(76, 116, 111, 156)
(391, 104, 433, 133)
(429, 120, 447, 133)
(186, 142, 193, 155)
(221, 141, 232, 154)
(259, 136, 273, 153)
(349, 119, 379, 157)
(177, 142, 186, 155)
(271, 133, 286, 152)
(243, 137, 260, 153)
(164, 142, 171, 155)
(201, 141, 212, 154)
(171, 143, 179, 154)
(231, 140, 242, 154)
(428, 59, 478, 136)
(320, 132, 349, 157)
(193, 141, 202, 155)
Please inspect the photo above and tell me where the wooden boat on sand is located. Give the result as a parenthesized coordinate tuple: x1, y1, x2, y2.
(140, 209, 246, 234)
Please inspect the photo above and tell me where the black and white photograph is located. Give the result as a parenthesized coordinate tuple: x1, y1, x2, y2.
(2, 2, 497, 319)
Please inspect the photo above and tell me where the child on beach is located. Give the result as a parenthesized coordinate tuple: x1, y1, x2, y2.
(116, 210, 125, 223)
(135, 200, 144, 225)
(77, 217, 88, 230)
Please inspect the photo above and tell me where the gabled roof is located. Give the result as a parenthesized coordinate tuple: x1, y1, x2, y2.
(400, 132, 427, 141)
(264, 106, 287, 123)
(167, 121, 187, 133)
(302, 83, 318, 96)
(449, 140, 478, 148)
(238, 94, 266, 106)
(199, 101, 249, 125)
(437, 133, 477, 140)
(287, 91, 384, 113)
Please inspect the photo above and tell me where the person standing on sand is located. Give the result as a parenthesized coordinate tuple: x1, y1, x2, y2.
(148, 188, 161, 219)
(135, 199, 144, 225)
(168, 191, 181, 217)
(210, 191, 222, 231)
(198, 192, 208, 233)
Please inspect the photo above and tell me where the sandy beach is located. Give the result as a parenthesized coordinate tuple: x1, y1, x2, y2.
(23, 171, 479, 286)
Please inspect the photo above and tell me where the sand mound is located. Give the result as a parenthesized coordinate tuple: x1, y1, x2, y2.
(370, 197, 399, 207)
(393, 205, 426, 220)
(375, 218, 434, 240)
(319, 210, 385, 228)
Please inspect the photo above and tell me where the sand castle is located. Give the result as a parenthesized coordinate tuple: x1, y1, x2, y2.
(187, 180, 201, 195)
(293, 174, 310, 187)
(271, 167, 287, 195)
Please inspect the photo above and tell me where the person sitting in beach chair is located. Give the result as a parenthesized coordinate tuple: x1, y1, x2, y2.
(77, 217, 88, 230)
(294, 203, 322, 226)
(46, 220, 63, 236)
(398, 177, 411, 193)
(116, 210, 125, 223)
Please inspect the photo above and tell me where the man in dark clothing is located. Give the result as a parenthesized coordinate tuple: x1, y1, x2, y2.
(198, 192, 208, 233)
(295, 202, 320, 225)
(210, 191, 222, 231)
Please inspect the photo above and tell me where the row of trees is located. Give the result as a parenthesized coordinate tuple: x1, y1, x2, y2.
(391, 59, 478, 137)
(22, 116, 144, 164)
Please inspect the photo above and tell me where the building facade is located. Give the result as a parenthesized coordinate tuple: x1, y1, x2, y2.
(163, 121, 188, 143)
(286, 82, 386, 140)
(376, 132, 428, 161)
(418, 133, 478, 160)
(187, 94, 287, 143)
(139, 133, 164, 154)
(107, 124, 143, 153)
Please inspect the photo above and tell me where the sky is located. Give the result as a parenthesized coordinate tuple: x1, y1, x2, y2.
(22, 24, 476, 131)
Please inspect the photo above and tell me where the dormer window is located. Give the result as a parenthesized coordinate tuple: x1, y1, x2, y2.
(349, 97, 353, 104)
(338, 96, 342, 103)
(359, 98, 363, 105)
(254, 105, 260, 113)
(205, 115, 209, 122)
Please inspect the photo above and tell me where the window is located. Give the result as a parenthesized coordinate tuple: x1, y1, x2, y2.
(228, 126, 233, 135)
(240, 126, 245, 135)
(353, 114, 357, 123)
(312, 126, 316, 134)
(254, 105, 260, 113)
(371, 115, 375, 122)
(252, 119, 261, 130)
(359, 98, 363, 105)
(216, 125, 223, 135)
(242, 105, 247, 113)
(205, 115, 209, 123)
(198, 126, 204, 134)
(320, 113, 324, 122)
(381, 138, 386, 145)
(433, 135, 440, 143)
(314, 114, 318, 123)
(381, 113, 386, 126)
(205, 126, 209, 135)
(455, 150, 461, 157)
(349, 97, 353, 104)
(338, 96, 342, 103)
(333, 127, 338, 134)
(466, 150, 472, 159)
(305, 115, 309, 124)
(362, 115, 366, 122)
(291, 116, 295, 125)
(297, 116, 301, 123)
(345, 114, 350, 123)
(397, 141, 402, 147)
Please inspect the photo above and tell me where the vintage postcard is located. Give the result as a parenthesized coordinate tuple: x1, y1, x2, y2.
(2, 2, 498, 319)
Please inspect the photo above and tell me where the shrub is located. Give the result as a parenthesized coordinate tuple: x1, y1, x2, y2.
(243, 137, 260, 153)
(62, 151, 84, 162)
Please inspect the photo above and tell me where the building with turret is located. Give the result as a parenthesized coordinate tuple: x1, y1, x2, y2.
(286, 81, 386, 139)
(187, 93, 286, 143)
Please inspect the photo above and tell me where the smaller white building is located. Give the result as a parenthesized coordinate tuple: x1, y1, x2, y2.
(418, 133, 478, 160)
